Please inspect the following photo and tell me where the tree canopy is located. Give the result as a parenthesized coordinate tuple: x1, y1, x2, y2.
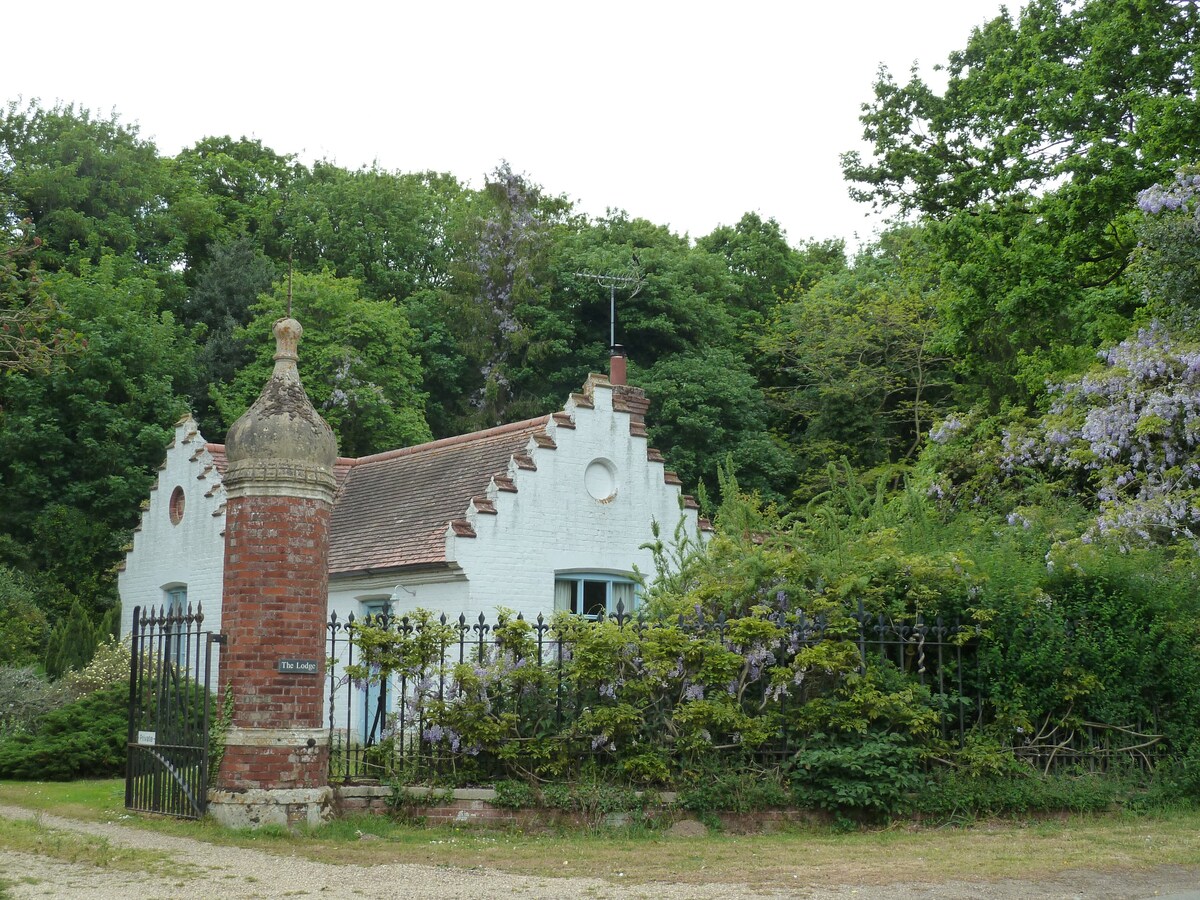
(3, 0, 1200, 656)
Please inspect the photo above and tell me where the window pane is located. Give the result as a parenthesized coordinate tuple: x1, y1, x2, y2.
(554, 580, 573, 613)
(611, 581, 635, 612)
(582, 580, 607, 618)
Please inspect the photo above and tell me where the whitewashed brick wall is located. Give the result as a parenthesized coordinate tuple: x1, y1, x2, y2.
(117, 416, 227, 642)
(449, 381, 699, 621)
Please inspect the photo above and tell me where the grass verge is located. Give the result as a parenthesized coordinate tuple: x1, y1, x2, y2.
(0, 815, 197, 878)
(1, 779, 1199, 888)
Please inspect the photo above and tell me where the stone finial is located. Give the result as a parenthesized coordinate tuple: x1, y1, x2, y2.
(223, 317, 338, 502)
(272, 317, 302, 378)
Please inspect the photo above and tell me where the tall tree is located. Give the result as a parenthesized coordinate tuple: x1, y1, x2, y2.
(695, 212, 807, 328)
(177, 237, 278, 433)
(0, 101, 193, 279)
(841, 0, 1200, 403)
(213, 271, 431, 457)
(0, 257, 191, 613)
(0, 216, 83, 374)
(288, 162, 467, 303)
(172, 135, 300, 272)
(763, 227, 954, 487)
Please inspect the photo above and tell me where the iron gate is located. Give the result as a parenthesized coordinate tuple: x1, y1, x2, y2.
(125, 603, 217, 819)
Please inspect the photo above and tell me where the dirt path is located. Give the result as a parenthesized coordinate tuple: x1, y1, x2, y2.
(2, 804, 1198, 900)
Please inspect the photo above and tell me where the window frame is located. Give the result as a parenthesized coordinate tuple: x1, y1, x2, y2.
(162, 584, 188, 667)
(553, 572, 638, 619)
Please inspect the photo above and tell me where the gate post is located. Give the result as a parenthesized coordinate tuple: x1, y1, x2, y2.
(207, 317, 338, 828)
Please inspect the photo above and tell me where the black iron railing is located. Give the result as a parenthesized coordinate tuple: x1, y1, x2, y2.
(325, 599, 980, 783)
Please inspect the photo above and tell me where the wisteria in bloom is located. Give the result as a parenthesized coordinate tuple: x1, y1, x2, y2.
(1002, 321, 1200, 550)
(422, 723, 461, 753)
(1137, 171, 1200, 218)
(929, 415, 967, 444)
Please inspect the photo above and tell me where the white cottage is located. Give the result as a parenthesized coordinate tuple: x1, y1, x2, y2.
(118, 366, 710, 640)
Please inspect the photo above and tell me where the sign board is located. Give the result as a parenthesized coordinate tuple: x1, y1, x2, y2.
(137, 730, 156, 746)
(277, 658, 320, 675)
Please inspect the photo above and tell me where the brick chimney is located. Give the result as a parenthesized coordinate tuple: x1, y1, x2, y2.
(609, 344, 627, 386)
(208, 317, 338, 829)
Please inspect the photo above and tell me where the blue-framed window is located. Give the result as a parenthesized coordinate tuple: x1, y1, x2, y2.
(163, 586, 188, 667)
(553, 573, 637, 619)
(361, 599, 392, 744)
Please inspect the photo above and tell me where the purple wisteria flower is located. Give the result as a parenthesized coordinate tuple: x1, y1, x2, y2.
(930, 415, 967, 444)
(1000, 321, 1200, 550)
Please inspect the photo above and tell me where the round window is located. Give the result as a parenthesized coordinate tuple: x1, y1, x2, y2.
(584, 458, 618, 503)
(169, 486, 185, 525)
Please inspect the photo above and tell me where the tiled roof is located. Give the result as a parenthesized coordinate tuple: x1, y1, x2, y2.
(204, 417, 552, 575)
(327, 416, 551, 574)
(197, 373, 711, 573)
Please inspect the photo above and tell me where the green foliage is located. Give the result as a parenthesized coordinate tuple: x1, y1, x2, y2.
(0, 100, 186, 275)
(540, 775, 647, 826)
(491, 778, 539, 809)
(289, 163, 467, 305)
(636, 348, 791, 500)
(212, 270, 431, 456)
(208, 684, 234, 781)
(677, 762, 790, 814)
(0, 667, 61, 737)
(58, 636, 128, 699)
(915, 770, 1128, 820)
(840, 0, 1199, 402)
(0, 257, 189, 610)
(0, 566, 47, 667)
(694, 212, 834, 329)
(0, 682, 128, 779)
(43, 599, 98, 679)
(763, 226, 954, 479)
(0, 218, 84, 375)
(790, 731, 927, 823)
(172, 135, 299, 267)
(176, 236, 277, 432)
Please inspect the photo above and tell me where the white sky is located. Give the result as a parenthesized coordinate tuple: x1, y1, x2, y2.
(6, 0, 1018, 249)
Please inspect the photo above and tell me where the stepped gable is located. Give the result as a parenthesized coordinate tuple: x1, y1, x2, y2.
(197, 369, 709, 569)
(327, 416, 552, 574)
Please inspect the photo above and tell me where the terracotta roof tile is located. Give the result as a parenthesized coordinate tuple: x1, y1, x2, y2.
(202, 420, 548, 574)
(192, 373, 695, 575)
(327, 416, 550, 575)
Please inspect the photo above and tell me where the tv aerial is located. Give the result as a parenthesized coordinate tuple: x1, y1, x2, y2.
(574, 262, 644, 349)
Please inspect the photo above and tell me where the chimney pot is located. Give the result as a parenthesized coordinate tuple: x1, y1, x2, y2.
(610, 345, 627, 386)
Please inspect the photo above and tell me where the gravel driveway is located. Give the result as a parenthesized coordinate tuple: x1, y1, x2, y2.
(2, 804, 1198, 900)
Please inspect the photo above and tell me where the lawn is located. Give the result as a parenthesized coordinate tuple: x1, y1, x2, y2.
(1, 779, 1199, 888)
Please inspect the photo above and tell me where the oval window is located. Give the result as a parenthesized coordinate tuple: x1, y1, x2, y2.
(169, 486, 185, 525)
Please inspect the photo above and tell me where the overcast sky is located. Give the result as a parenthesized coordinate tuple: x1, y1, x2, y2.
(6, 1, 1019, 249)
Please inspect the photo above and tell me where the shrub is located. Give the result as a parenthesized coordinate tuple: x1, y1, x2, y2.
(0, 566, 48, 667)
(0, 667, 63, 737)
(59, 637, 130, 700)
(677, 761, 790, 814)
(915, 770, 1128, 820)
(790, 731, 928, 823)
(43, 599, 99, 679)
(0, 682, 128, 779)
